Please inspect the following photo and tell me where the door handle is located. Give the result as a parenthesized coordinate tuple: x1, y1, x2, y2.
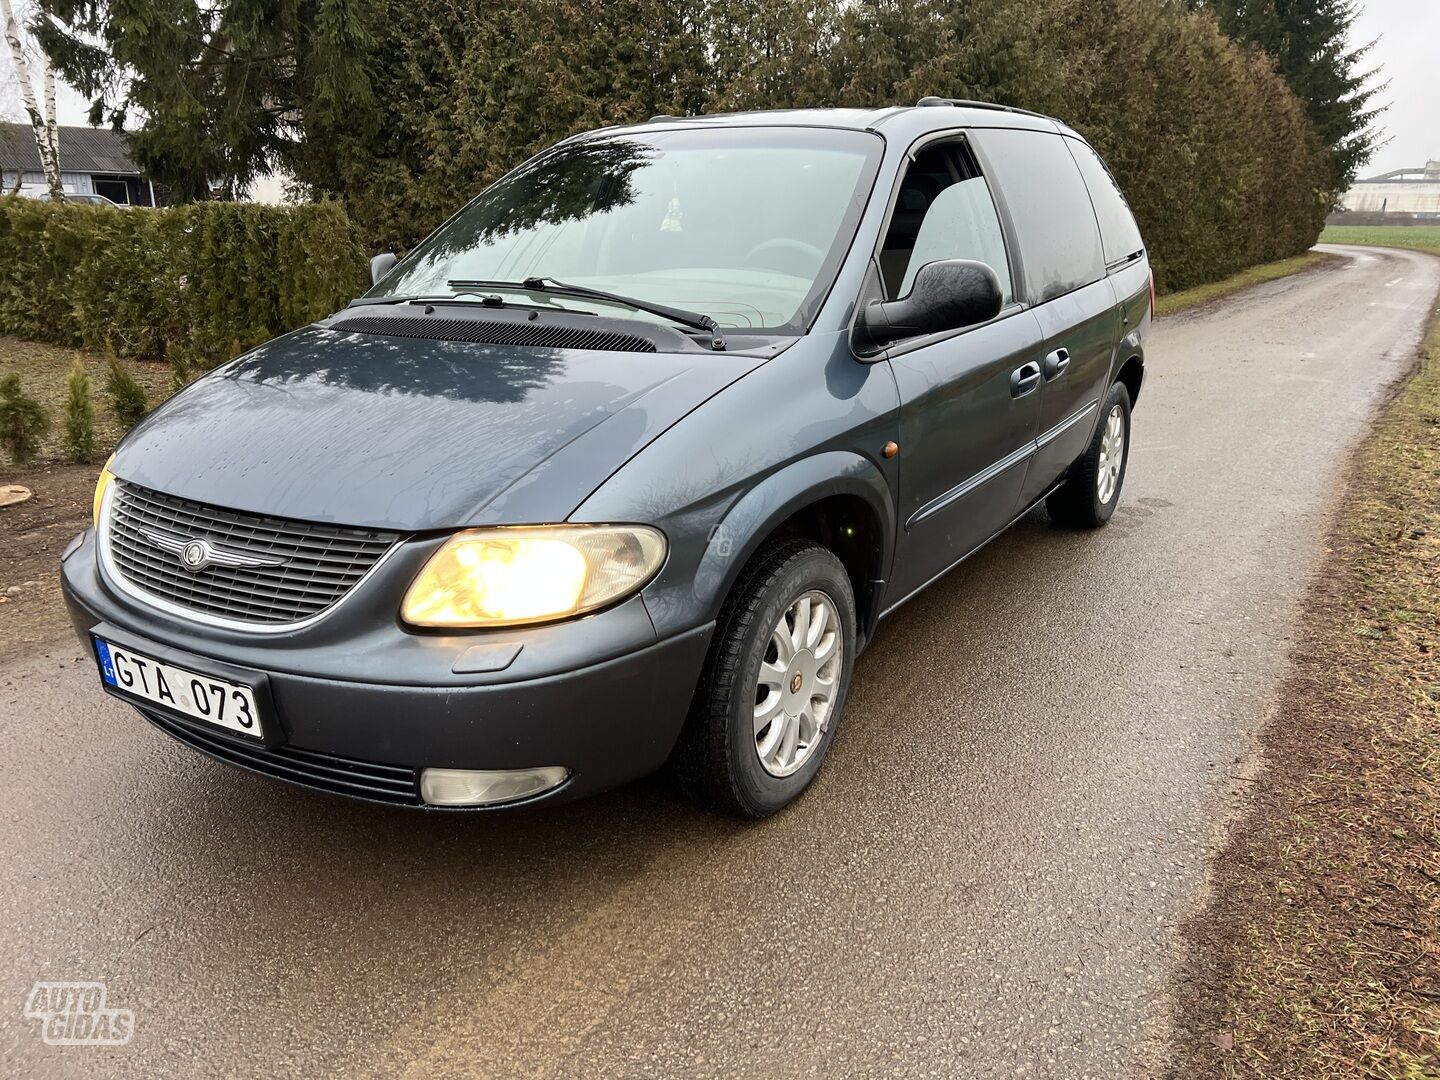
(1043, 348, 1070, 380)
(1010, 361, 1042, 398)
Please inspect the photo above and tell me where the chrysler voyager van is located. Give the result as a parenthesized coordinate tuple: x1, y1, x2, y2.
(62, 99, 1150, 817)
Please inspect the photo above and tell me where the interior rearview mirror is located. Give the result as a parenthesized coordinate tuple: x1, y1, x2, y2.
(370, 251, 399, 286)
(852, 259, 1004, 357)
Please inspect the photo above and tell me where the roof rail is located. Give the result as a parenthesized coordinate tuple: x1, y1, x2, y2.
(915, 96, 1051, 121)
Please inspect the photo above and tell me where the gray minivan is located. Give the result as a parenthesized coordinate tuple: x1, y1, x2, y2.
(62, 99, 1150, 817)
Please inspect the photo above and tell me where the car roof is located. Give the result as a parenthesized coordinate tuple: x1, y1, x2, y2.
(572, 100, 1080, 147)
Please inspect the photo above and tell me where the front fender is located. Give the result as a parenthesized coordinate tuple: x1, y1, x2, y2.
(628, 451, 896, 641)
(571, 330, 901, 641)
(697, 451, 893, 617)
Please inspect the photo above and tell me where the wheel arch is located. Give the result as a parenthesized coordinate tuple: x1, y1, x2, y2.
(1115, 353, 1144, 407)
(693, 452, 895, 651)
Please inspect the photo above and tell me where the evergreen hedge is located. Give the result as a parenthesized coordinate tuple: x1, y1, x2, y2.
(0, 198, 367, 365)
(324, 0, 1329, 294)
(0, 0, 1329, 358)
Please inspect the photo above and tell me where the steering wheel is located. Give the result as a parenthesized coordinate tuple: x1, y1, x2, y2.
(743, 238, 826, 277)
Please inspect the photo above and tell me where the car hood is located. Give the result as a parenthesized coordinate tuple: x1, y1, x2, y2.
(114, 326, 767, 531)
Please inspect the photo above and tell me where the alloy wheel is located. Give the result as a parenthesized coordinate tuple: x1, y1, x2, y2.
(753, 590, 843, 778)
(1097, 404, 1126, 505)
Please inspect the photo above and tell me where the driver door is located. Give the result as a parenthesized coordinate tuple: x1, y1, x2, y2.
(880, 138, 1044, 606)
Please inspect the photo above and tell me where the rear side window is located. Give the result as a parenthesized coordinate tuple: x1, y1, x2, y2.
(1066, 139, 1144, 267)
(977, 128, 1103, 303)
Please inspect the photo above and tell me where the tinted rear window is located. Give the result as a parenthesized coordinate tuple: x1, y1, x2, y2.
(977, 128, 1104, 303)
(1066, 138, 1144, 266)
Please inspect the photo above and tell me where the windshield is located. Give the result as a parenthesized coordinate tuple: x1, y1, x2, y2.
(368, 127, 883, 334)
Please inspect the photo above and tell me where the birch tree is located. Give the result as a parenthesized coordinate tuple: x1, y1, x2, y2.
(1, 0, 62, 198)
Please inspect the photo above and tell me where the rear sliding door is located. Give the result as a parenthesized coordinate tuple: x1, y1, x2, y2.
(973, 127, 1118, 504)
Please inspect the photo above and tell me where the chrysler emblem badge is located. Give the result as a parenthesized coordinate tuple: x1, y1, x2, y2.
(180, 539, 211, 572)
(139, 529, 287, 572)
(790, 671, 803, 694)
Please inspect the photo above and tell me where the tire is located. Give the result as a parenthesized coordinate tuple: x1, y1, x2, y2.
(1046, 380, 1132, 528)
(670, 539, 857, 818)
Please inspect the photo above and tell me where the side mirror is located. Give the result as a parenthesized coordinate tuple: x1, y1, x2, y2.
(370, 251, 399, 286)
(853, 259, 1004, 357)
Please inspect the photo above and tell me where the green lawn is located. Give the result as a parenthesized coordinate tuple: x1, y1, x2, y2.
(1319, 224, 1440, 252)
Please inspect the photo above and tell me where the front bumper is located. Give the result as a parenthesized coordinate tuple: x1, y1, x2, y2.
(61, 529, 713, 808)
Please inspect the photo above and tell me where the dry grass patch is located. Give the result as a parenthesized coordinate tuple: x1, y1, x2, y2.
(1169, 315, 1440, 1076)
(0, 336, 172, 466)
(0, 337, 173, 656)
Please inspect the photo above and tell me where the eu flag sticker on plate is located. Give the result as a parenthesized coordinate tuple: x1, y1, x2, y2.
(95, 638, 118, 686)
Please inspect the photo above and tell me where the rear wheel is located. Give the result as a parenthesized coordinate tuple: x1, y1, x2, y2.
(670, 540, 856, 818)
(1046, 381, 1131, 528)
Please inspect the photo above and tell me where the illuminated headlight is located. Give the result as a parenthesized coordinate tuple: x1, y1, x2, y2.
(92, 454, 116, 527)
(401, 525, 666, 628)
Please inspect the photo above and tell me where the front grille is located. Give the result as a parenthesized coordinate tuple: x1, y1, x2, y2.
(106, 481, 401, 627)
(141, 708, 422, 805)
(328, 315, 659, 353)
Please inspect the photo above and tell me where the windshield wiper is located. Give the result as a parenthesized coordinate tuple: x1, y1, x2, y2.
(448, 276, 727, 351)
(348, 291, 514, 309)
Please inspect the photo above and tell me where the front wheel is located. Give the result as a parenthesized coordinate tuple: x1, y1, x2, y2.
(670, 540, 857, 818)
(1047, 381, 1132, 528)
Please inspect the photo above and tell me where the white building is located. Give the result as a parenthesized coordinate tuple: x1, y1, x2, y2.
(1339, 161, 1440, 219)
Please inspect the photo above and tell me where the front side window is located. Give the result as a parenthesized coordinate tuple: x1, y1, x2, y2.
(370, 127, 883, 334)
(878, 141, 1013, 305)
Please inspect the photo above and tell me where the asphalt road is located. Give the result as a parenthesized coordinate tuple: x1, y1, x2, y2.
(2, 245, 1437, 1079)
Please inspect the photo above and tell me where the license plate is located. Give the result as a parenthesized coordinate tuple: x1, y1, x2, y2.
(94, 638, 263, 740)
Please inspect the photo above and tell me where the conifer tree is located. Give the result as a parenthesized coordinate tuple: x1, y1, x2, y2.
(1194, 0, 1383, 190)
(62, 356, 96, 463)
(0, 374, 50, 464)
(104, 356, 149, 431)
(34, 0, 377, 200)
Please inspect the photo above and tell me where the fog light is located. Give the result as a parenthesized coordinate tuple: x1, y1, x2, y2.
(420, 766, 569, 807)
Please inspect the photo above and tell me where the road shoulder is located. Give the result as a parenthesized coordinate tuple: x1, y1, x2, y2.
(1155, 251, 1337, 317)
(1167, 292, 1440, 1075)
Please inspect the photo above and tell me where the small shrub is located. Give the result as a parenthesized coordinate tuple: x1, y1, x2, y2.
(105, 357, 150, 430)
(63, 357, 97, 463)
(0, 374, 51, 464)
(169, 353, 196, 393)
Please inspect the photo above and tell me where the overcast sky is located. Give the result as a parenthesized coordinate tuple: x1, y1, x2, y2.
(6, 0, 1438, 182)
(1350, 0, 1439, 174)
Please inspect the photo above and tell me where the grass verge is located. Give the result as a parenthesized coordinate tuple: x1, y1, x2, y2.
(0, 336, 171, 464)
(1321, 224, 1440, 254)
(1156, 252, 1334, 317)
(1169, 305, 1440, 1075)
